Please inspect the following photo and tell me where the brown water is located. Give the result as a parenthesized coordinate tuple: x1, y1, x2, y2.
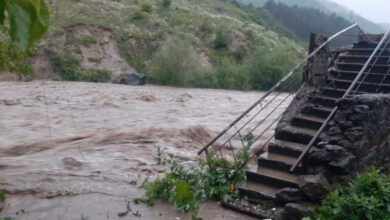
(0, 81, 290, 219)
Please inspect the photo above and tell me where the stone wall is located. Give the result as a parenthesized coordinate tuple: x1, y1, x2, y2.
(305, 94, 390, 177)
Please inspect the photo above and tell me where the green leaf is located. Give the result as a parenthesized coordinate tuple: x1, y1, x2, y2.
(6, 0, 49, 51)
(0, 1, 5, 25)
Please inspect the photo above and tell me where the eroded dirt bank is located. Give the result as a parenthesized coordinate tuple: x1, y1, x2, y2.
(0, 81, 290, 219)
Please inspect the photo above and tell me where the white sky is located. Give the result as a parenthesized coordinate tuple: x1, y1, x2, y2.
(328, 0, 390, 24)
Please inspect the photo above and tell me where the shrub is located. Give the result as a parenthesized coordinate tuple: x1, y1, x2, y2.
(211, 59, 250, 90)
(246, 47, 295, 90)
(141, 3, 153, 13)
(233, 45, 247, 62)
(162, 0, 171, 8)
(52, 53, 81, 81)
(305, 169, 390, 220)
(137, 146, 250, 212)
(81, 69, 112, 82)
(147, 41, 201, 86)
(130, 10, 146, 21)
(0, 40, 34, 80)
(214, 30, 231, 50)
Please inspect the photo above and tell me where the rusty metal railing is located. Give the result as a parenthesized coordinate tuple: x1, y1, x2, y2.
(290, 29, 390, 172)
(198, 24, 361, 162)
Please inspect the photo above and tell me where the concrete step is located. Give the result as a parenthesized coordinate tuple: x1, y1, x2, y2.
(352, 42, 390, 49)
(301, 104, 333, 118)
(338, 55, 389, 64)
(275, 124, 317, 144)
(335, 62, 390, 73)
(258, 152, 301, 173)
(237, 179, 279, 201)
(221, 199, 273, 219)
(247, 165, 298, 188)
(292, 113, 326, 130)
(268, 139, 306, 157)
(346, 47, 390, 56)
(309, 95, 338, 108)
(328, 79, 390, 93)
(320, 87, 348, 98)
(330, 69, 390, 85)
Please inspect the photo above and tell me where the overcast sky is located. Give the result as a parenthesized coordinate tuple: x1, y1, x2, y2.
(328, 0, 390, 24)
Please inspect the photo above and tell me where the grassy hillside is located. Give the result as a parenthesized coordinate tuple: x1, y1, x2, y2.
(28, 0, 304, 90)
(242, 0, 385, 34)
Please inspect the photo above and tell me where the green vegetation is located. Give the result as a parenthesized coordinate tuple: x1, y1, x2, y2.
(263, 1, 357, 45)
(0, 39, 34, 79)
(0, 0, 49, 76)
(136, 146, 250, 213)
(52, 53, 81, 81)
(161, 0, 171, 8)
(0, 0, 49, 51)
(146, 42, 297, 90)
(305, 169, 390, 220)
(52, 53, 111, 82)
(214, 30, 231, 50)
(148, 41, 200, 86)
(140, 3, 153, 13)
(82, 69, 112, 82)
(44, 0, 303, 90)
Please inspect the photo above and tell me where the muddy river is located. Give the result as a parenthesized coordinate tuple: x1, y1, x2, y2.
(0, 81, 290, 219)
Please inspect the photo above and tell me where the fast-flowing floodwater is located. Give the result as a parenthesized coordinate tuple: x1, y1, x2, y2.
(0, 81, 291, 219)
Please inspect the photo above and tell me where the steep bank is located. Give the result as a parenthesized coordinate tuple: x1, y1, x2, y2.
(2, 0, 304, 88)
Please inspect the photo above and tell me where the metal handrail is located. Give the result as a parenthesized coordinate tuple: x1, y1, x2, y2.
(198, 23, 359, 155)
(290, 29, 390, 172)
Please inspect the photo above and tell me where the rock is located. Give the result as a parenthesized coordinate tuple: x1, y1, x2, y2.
(62, 157, 83, 169)
(298, 174, 329, 201)
(282, 203, 314, 220)
(327, 126, 342, 135)
(275, 188, 303, 205)
(329, 152, 356, 174)
(119, 73, 146, 85)
(338, 120, 354, 129)
(352, 105, 370, 114)
(324, 144, 345, 152)
(308, 148, 332, 163)
(272, 209, 287, 220)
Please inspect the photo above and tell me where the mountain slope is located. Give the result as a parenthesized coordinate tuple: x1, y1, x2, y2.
(33, 0, 304, 90)
(241, 0, 384, 34)
(263, 1, 356, 45)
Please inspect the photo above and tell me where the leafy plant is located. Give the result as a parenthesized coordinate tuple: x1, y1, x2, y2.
(0, 0, 49, 51)
(137, 146, 250, 213)
(81, 69, 112, 82)
(129, 10, 146, 21)
(306, 169, 390, 220)
(52, 52, 81, 81)
(147, 41, 201, 87)
(140, 3, 152, 13)
(161, 0, 171, 8)
(0, 39, 34, 79)
(214, 29, 231, 50)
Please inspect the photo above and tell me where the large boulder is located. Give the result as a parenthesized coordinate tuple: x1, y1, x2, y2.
(119, 73, 146, 85)
(329, 152, 356, 175)
(275, 188, 303, 206)
(298, 174, 329, 201)
(273, 203, 314, 220)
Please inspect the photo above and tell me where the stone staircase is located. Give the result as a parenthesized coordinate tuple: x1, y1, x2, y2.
(231, 39, 390, 217)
